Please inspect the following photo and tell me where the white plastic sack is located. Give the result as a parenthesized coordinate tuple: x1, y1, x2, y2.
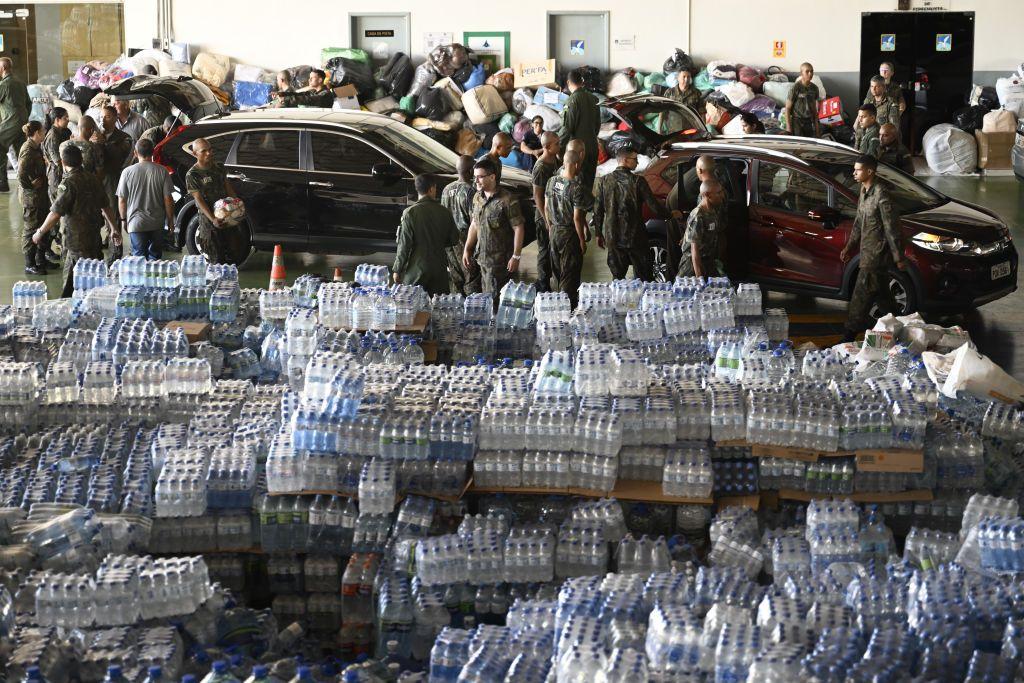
(763, 81, 793, 107)
(716, 81, 755, 108)
(996, 75, 1024, 117)
(606, 71, 639, 98)
(923, 124, 977, 175)
(811, 74, 826, 99)
(982, 108, 1017, 133)
(158, 59, 191, 78)
(523, 103, 560, 131)
(512, 88, 533, 115)
(192, 52, 231, 88)
(128, 49, 170, 76)
(234, 64, 266, 84)
(721, 115, 746, 135)
(936, 343, 1024, 403)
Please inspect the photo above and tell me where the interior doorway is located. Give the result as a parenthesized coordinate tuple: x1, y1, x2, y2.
(860, 11, 975, 153)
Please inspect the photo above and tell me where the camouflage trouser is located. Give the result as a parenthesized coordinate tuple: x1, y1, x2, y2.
(846, 267, 897, 335)
(535, 218, 553, 292)
(479, 262, 512, 308)
(792, 117, 817, 138)
(446, 231, 481, 294)
(61, 245, 103, 298)
(550, 225, 583, 310)
(197, 216, 242, 265)
(22, 202, 47, 268)
(607, 243, 653, 281)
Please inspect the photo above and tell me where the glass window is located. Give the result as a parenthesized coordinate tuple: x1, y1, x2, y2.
(235, 130, 300, 169)
(836, 193, 858, 220)
(183, 132, 235, 162)
(756, 162, 829, 214)
(312, 132, 390, 174)
(796, 148, 943, 213)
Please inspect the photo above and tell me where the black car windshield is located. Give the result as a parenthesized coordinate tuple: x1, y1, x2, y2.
(375, 120, 460, 171)
(796, 148, 945, 213)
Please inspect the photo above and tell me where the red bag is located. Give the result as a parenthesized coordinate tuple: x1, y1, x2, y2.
(817, 97, 843, 125)
(737, 65, 766, 94)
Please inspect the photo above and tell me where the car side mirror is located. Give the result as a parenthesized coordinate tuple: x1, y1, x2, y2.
(371, 163, 403, 184)
(808, 206, 840, 230)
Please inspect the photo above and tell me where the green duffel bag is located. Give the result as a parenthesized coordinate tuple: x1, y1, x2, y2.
(644, 72, 667, 90)
(498, 112, 517, 135)
(399, 95, 417, 113)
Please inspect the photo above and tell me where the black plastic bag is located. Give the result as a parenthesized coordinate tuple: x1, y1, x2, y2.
(420, 126, 455, 149)
(450, 60, 477, 89)
(663, 49, 696, 76)
(978, 86, 999, 111)
(73, 86, 99, 112)
(325, 57, 376, 98)
(414, 88, 450, 120)
(285, 65, 313, 90)
(829, 124, 855, 146)
(952, 105, 987, 133)
(579, 66, 605, 93)
(470, 121, 501, 150)
(605, 130, 647, 156)
(56, 79, 75, 102)
(377, 53, 414, 98)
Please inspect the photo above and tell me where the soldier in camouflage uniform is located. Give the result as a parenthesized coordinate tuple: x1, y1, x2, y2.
(393, 174, 460, 296)
(18, 121, 49, 274)
(855, 104, 881, 158)
(785, 63, 820, 138)
(462, 157, 525, 302)
(840, 155, 907, 340)
(593, 146, 668, 281)
(678, 179, 726, 278)
(99, 106, 135, 246)
(32, 145, 116, 297)
(0, 57, 30, 193)
(42, 107, 71, 203)
(878, 123, 914, 175)
(667, 155, 729, 278)
(863, 76, 901, 134)
(544, 149, 591, 309)
(186, 137, 240, 264)
(531, 132, 561, 292)
(140, 116, 177, 150)
(59, 116, 104, 178)
(275, 69, 335, 108)
(441, 155, 480, 294)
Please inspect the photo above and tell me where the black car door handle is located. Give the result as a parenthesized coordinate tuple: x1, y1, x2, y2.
(308, 181, 333, 188)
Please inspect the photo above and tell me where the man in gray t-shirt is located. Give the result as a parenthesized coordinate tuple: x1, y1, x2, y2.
(116, 137, 174, 259)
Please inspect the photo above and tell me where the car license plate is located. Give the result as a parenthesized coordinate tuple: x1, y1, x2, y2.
(992, 261, 1011, 280)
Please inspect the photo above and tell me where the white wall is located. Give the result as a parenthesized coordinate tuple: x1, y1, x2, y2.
(125, 0, 690, 73)
(121, 0, 1017, 76)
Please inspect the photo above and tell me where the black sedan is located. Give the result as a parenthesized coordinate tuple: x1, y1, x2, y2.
(106, 76, 535, 265)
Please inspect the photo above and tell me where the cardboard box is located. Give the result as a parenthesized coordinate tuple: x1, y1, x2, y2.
(855, 449, 924, 473)
(513, 59, 558, 89)
(817, 96, 843, 125)
(165, 320, 212, 343)
(975, 130, 1015, 169)
(331, 84, 361, 111)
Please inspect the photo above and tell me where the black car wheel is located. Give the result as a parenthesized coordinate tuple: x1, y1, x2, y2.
(649, 239, 669, 283)
(184, 213, 253, 267)
(870, 269, 918, 319)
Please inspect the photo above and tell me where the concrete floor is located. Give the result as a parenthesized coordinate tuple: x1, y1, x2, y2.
(2, 173, 1022, 377)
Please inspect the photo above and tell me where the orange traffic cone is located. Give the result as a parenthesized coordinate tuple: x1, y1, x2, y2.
(269, 244, 286, 290)
(333, 267, 343, 282)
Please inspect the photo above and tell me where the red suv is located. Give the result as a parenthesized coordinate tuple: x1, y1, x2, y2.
(640, 137, 1017, 314)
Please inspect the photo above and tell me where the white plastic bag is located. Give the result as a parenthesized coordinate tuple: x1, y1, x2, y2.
(763, 81, 793, 107)
(606, 71, 640, 98)
(158, 59, 191, 78)
(923, 124, 977, 175)
(234, 64, 267, 84)
(982, 108, 1017, 133)
(938, 344, 1024, 403)
(996, 75, 1024, 117)
(716, 81, 754, 108)
(707, 60, 736, 81)
(512, 88, 534, 115)
(523, 103, 560, 131)
(721, 115, 746, 135)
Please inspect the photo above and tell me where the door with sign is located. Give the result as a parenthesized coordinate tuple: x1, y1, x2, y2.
(860, 11, 974, 153)
(547, 12, 609, 71)
(349, 13, 410, 68)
